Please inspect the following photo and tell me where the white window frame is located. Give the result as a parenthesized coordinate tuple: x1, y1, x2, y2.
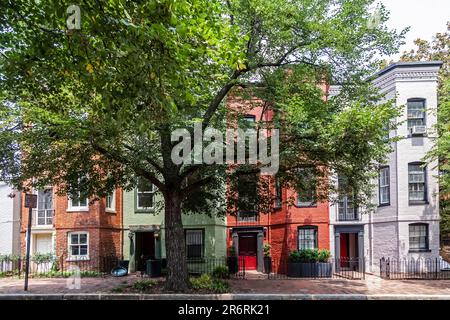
(105, 191, 116, 213)
(67, 231, 89, 260)
(136, 178, 156, 210)
(67, 191, 89, 212)
(408, 163, 427, 203)
(378, 166, 390, 205)
(407, 99, 426, 131)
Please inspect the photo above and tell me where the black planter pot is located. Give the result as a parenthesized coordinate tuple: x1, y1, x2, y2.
(146, 259, 162, 277)
(227, 256, 239, 274)
(264, 257, 272, 274)
(287, 262, 332, 278)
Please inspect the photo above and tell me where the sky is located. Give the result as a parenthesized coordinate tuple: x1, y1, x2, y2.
(379, 0, 449, 60)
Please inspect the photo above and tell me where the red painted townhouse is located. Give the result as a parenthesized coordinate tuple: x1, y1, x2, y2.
(226, 86, 331, 273)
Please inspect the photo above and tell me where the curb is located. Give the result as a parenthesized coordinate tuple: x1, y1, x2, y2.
(1, 293, 450, 300)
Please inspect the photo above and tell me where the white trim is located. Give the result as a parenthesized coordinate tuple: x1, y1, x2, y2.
(67, 194, 89, 212)
(67, 231, 89, 260)
(136, 179, 155, 210)
(105, 191, 116, 213)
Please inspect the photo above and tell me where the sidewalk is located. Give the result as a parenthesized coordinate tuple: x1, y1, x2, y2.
(1, 274, 450, 296)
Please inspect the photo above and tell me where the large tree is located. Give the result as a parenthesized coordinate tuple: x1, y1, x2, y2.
(0, 0, 404, 291)
(400, 23, 450, 237)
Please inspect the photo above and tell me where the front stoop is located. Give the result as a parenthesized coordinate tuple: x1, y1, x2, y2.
(2, 293, 450, 300)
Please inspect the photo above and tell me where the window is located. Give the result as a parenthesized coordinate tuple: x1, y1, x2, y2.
(106, 191, 115, 212)
(68, 193, 88, 211)
(408, 163, 427, 203)
(68, 176, 88, 211)
(37, 188, 53, 225)
(185, 229, 204, 259)
(337, 175, 358, 220)
(298, 227, 318, 250)
(274, 178, 282, 209)
(379, 166, 390, 205)
(296, 167, 317, 207)
(68, 232, 89, 259)
(237, 173, 258, 220)
(136, 178, 155, 210)
(407, 99, 426, 131)
(409, 223, 429, 251)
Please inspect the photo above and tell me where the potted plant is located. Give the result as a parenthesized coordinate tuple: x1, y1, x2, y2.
(263, 244, 272, 274)
(287, 249, 332, 277)
(226, 246, 239, 274)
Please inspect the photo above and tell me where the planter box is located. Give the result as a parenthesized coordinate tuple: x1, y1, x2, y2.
(287, 262, 332, 278)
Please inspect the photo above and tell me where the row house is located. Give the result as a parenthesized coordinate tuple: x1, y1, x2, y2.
(122, 178, 227, 273)
(226, 91, 331, 272)
(19, 186, 123, 270)
(14, 61, 442, 275)
(0, 182, 20, 255)
(329, 61, 442, 272)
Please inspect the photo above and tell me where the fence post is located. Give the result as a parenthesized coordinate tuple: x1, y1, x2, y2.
(435, 257, 439, 280)
(386, 257, 390, 279)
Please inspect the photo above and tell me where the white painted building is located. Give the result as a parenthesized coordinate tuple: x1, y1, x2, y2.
(0, 182, 21, 255)
(329, 61, 442, 273)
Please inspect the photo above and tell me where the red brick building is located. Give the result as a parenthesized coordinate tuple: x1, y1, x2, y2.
(226, 86, 330, 273)
(20, 187, 123, 272)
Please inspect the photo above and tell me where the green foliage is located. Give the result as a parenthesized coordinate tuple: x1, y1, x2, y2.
(0, 254, 20, 262)
(211, 265, 229, 279)
(132, 280, 156, 292)
(190, 274, 229, 293)
(288, 249, 331, 263)
(0, 0, 405, 289)
(228, 246, 237, 257)
(31, 253, 54, 264)
(263, 244, 271, 257)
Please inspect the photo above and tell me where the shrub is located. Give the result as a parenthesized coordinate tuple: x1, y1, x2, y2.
(190, 274, 229, 293)
(263, 244, 271, 257)
(317, 249, 331, 263)
(132, 280, 156, 292)
(31, 253, 54, 264)
(212, 266, 229, 279)
(288, 249, 330, 263)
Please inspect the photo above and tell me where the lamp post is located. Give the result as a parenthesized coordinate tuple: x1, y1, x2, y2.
(24, 193, 37, 291)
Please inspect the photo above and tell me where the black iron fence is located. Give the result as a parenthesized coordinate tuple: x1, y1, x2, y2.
(380, 257, 450, 280)
(268, 257, 365, 280)
(185, 257, 246, 279)
(0, 253, 121, 278)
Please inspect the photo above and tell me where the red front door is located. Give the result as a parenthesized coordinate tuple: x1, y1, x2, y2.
(238, 233, 257, 270)
(340, 233, 349, 267)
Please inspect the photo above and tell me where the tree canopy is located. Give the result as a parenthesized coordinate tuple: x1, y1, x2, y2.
(0, 0, 405, 290)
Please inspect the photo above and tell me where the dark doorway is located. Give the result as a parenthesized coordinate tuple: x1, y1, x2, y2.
(238, 233, 257, 270)
(135, 232, 155, 272)
(339, 232, 359, 269)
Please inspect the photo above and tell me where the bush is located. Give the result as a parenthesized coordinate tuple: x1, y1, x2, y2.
(288, 249, 331, 263)
(31, 253, 54, 264)
(190, 274, 229, 293)
(132, 280, 156, 292)
(212, 266, 229, 279)
(263, 244, 271, 257)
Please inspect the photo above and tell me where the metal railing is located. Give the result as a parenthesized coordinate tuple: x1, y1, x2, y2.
(186, 257, 246, 279)
(236, 211, 260, 225)
(268, 257, 365, 280)
(0, 252, 121, 278)
(337, 210, 359, 221)
(380, 257, 450, 280)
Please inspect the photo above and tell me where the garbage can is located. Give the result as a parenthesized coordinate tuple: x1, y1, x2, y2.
(146, 259, 162, 277)
(119, 260, 129, 270)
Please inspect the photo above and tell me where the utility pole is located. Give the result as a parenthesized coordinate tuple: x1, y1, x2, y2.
(24, 194, 37, 291)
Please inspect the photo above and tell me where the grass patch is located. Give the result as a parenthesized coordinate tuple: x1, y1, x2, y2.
(190, 274, 230, 293)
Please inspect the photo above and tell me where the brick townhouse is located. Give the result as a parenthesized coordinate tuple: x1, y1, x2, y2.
(19, 186, 123, 271)
(226, 87, 331, 273)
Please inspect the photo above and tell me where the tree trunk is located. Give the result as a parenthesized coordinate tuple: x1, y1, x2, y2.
(164, 189, 190, 292)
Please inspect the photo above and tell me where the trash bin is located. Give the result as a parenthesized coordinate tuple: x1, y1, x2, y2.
(146, 259, 162, 277)
(119, 260, 129, 270)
